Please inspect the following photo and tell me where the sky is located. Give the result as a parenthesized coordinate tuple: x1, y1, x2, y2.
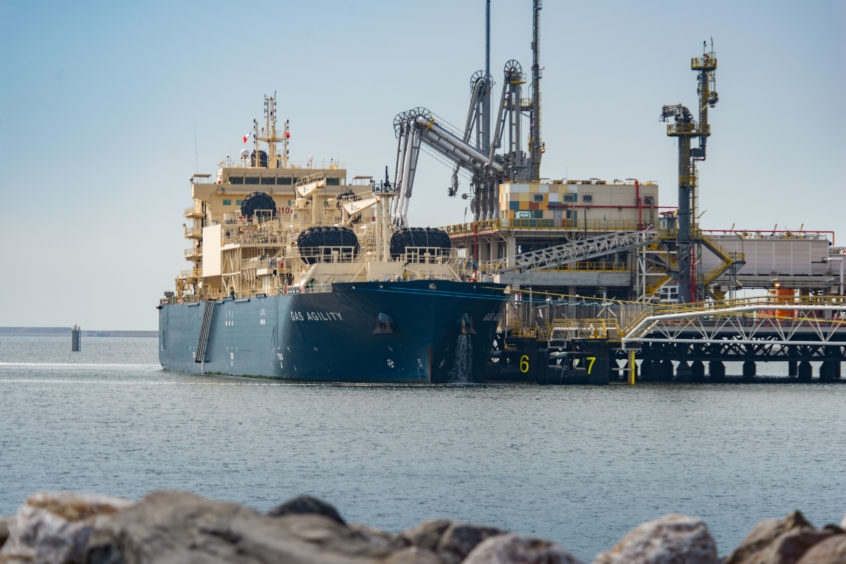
(1, 0, 844, 330)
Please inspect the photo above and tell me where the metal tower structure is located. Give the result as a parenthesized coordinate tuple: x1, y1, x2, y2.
(529, 0, 543, 181)
(660, 39, 718, 302)
(483, 0, 491, 155)
(391, 1, 544, 226)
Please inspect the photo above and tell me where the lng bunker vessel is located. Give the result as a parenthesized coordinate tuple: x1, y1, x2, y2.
(157, 94, 506, 383)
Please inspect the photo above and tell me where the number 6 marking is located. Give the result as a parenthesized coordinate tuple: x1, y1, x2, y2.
(520, 354, 530, 373)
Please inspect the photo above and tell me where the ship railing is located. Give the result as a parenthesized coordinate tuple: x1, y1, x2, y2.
(184, 225, 203, 238)
(183, 203, 204, 218)
(222, 158, 345, 170)
(222, 232, 286, 246)
(295, 171, 327, 188)
(191, 173, 214, 184)
(297, 246, 358, 263)
(283, 282, 333, 295)
(397, 246, 451, 264)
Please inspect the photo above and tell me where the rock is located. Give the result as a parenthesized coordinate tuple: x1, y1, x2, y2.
(725, 511, 812, 564)
(0, 516, 11, 550)
(84, 490, 435, 564)
(725, 511, 841, 564)
(349, 522, 411, 551)
(400, 519, 506, 564)
(0, 491, 132, 564)
(384, 547, 444, 564)
(756, 529, 838, 564)
(400, 519, 453, 552)
(592, 514, 718, 564)
(463, 533, 585, 564)
(267, 494, 346, 525)
(436, 522, 508, 564)
(797, 533, 846, 563)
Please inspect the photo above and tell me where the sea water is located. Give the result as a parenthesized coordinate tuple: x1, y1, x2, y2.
(1, 335, 844, 561)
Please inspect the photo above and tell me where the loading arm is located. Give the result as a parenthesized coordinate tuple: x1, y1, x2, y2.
(391, 108, 504, 227)
(449, 71, 491, 197)
(488, 60, 529, 179)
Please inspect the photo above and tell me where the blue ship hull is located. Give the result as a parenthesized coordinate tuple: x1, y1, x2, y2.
(158, 280, 505, 383)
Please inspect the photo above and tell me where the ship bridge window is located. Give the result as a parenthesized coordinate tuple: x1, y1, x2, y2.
(583, 194, 593, 202)
(260, 177, 276, 185)
(278, 177, 293, 185)
(223, 199, 231, 205)
(564, 194, 576, 202)
(326, 178, 340, 186)
(245, 177, 259, 184)
(229, 177, 244, 184)
(236, 200, 243, 205)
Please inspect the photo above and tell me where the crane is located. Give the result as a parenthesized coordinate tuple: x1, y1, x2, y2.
(660, 39, 719, 302)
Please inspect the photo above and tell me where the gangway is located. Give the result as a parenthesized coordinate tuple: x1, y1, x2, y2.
(194, 300, 216, 369)
(490, 229, 657, 274)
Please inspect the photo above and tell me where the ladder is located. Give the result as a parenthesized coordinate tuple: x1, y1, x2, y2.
(194, 301, 216, 367)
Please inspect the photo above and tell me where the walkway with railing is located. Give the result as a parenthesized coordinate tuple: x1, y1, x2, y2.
(504, 291, 846, 347)
(621, 295, 846, 348)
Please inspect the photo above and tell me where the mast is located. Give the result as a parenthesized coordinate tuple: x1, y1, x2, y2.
(256, 93, 287, 168)
(529, 0, 543, 181)
(482, 0, 491, 154)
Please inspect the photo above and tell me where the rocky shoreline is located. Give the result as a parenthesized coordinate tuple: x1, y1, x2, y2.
(0, 491, 844, 563)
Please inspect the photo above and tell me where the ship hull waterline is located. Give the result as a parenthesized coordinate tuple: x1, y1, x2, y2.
(158, 280, 506, 383)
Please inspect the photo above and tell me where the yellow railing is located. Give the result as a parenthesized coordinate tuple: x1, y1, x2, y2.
(645, 275, 672, 297)
(480, 260, 629, 274)
(691, 56, 717, 70)
(547, 261, 628, 272)
(442, 218, 650, 236)
(667, 123, 710, 136)
(548, 318, 621, 341)
(702, 251, 745, 286)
